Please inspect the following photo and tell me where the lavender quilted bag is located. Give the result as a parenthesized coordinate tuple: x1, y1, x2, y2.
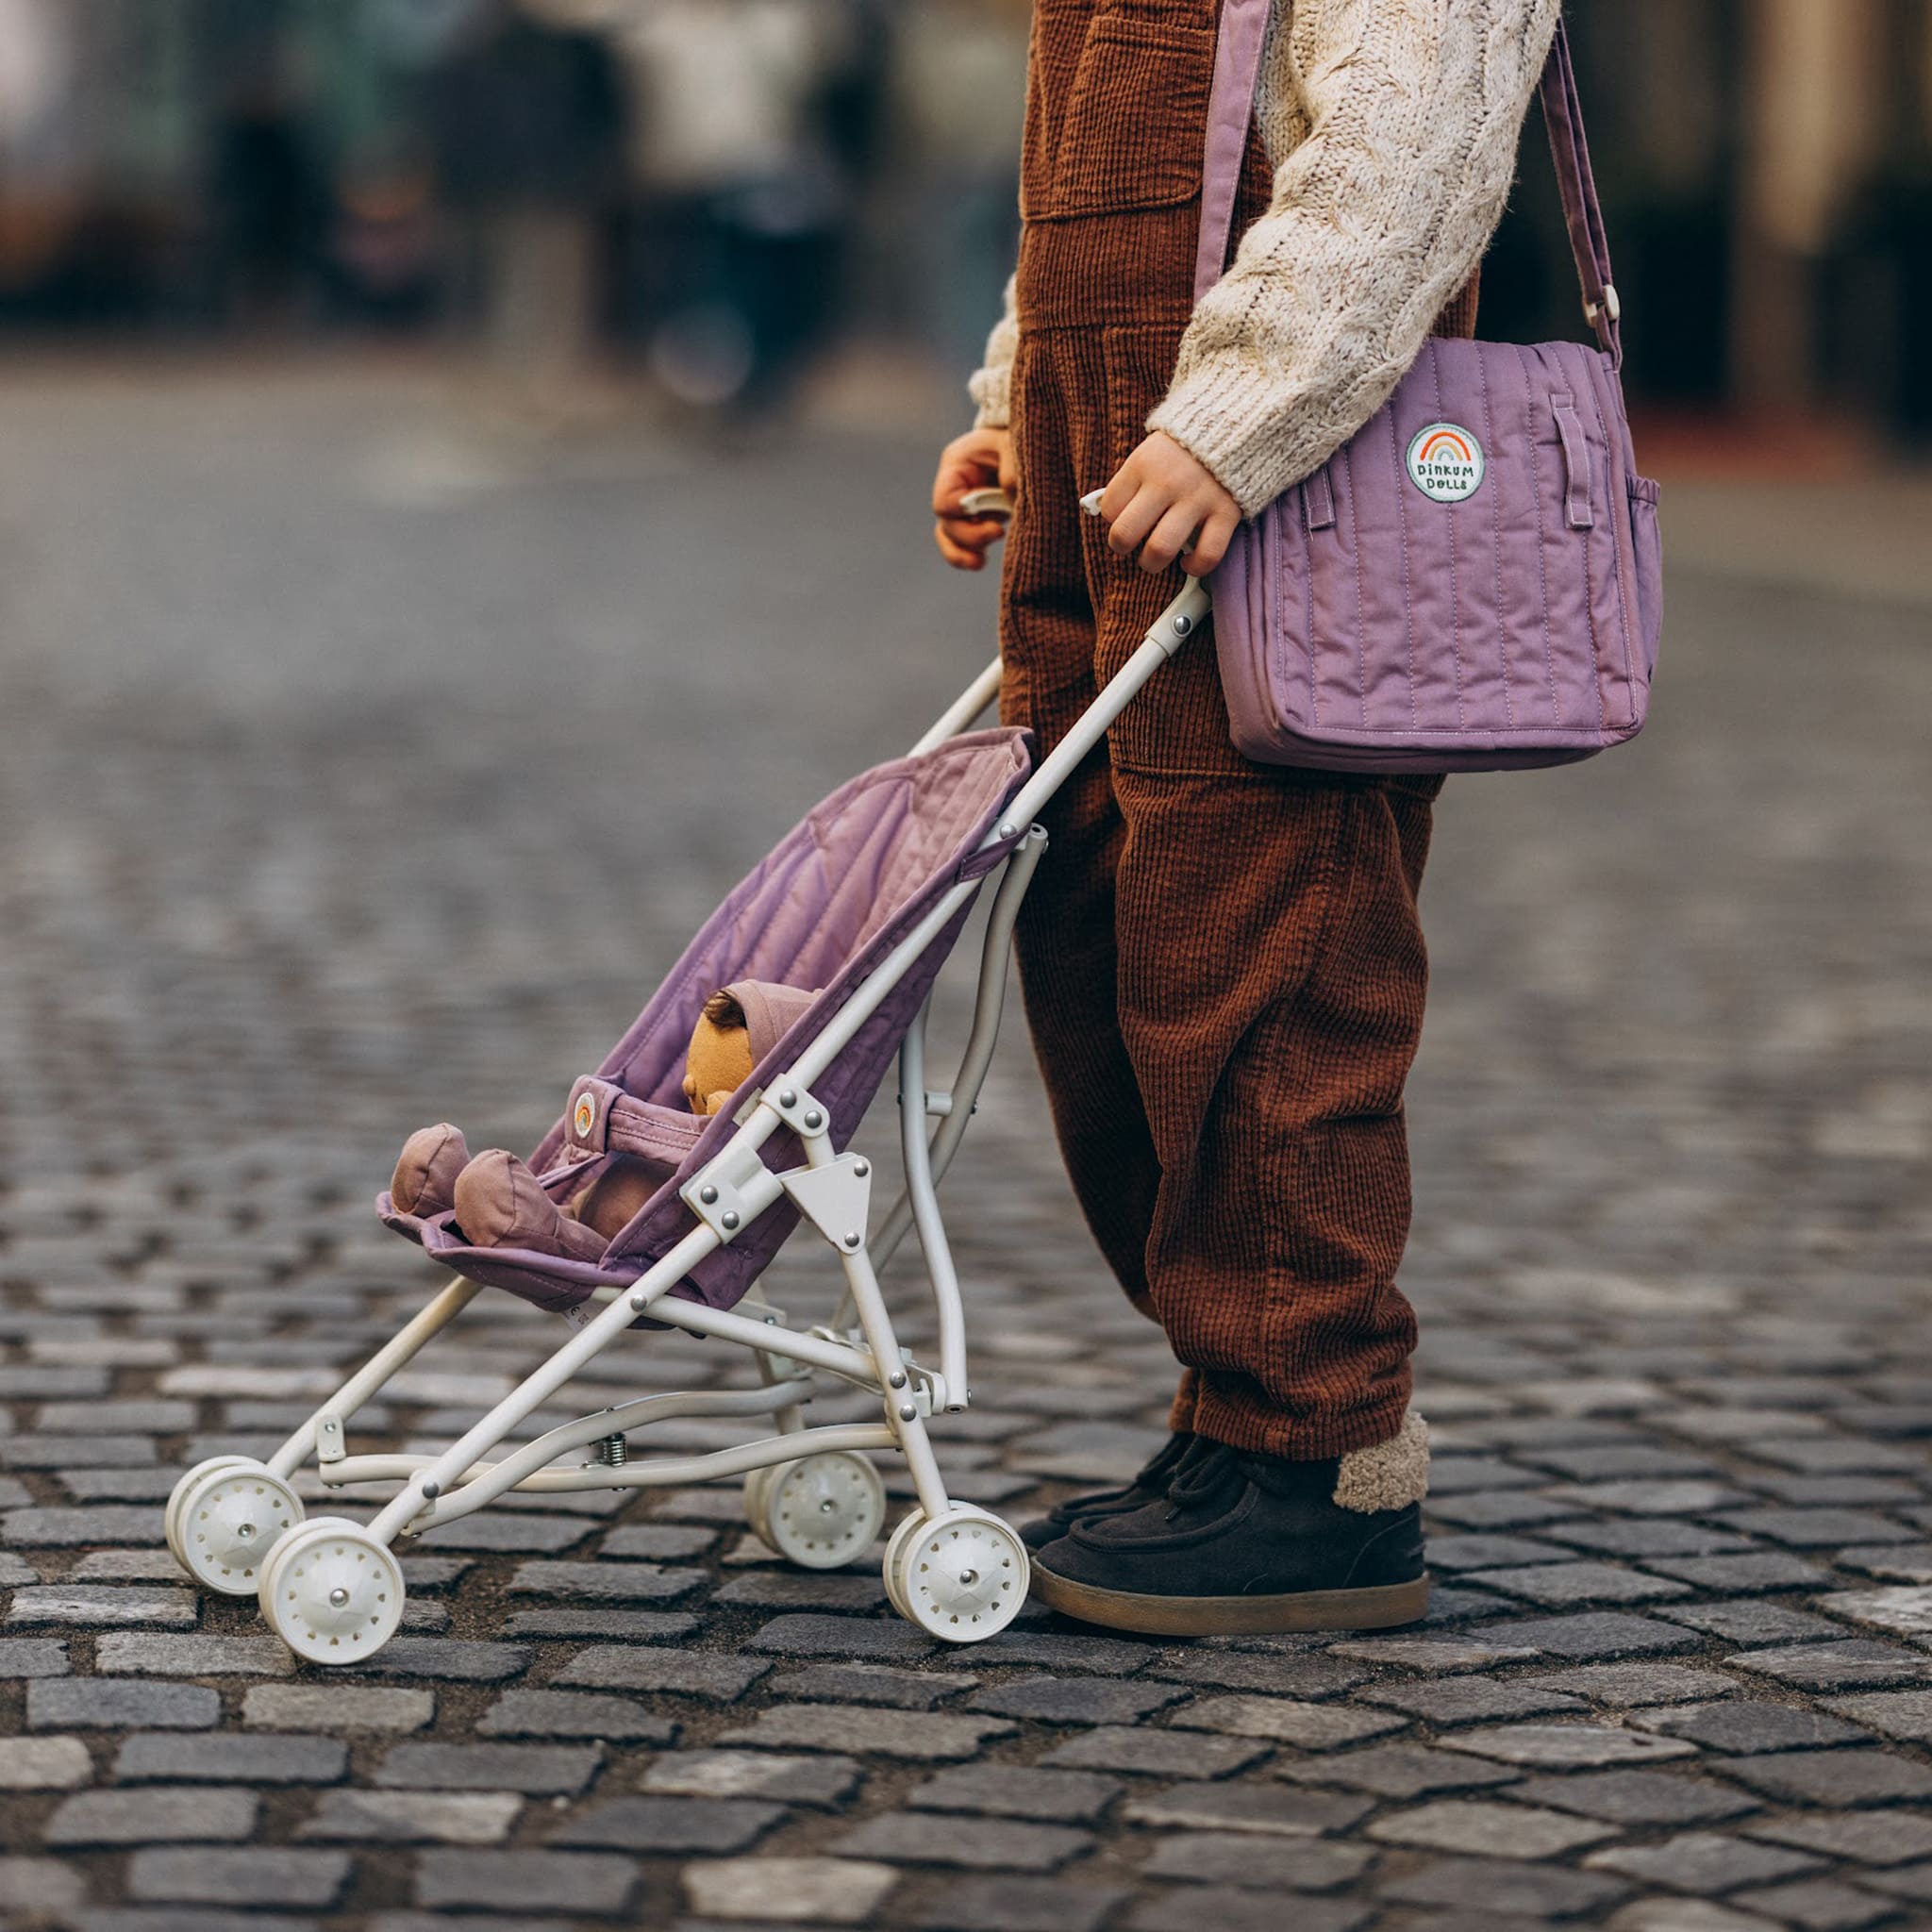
(1200, 8, 1662, 773)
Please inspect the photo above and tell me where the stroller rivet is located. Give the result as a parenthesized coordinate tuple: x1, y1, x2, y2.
(236, 1523, 255, 1540)
(1173, 613, 1193, 636)
(853, 1160, 870, 1178)
(898, 1405, 918, 1423)
(997, 821, 1017, 839)
(329, 1586, 350, 1607)
(722, 1210, 741, 1231)
(888, 1371, 908, 1389)
(803, 1109, 824, 1131)
(778, 1089, 799, 1108)
(631, 1293, 648, 1311)
(843, 1231, 862, 1249)
(959, 1568, 979, 1586)
(699, 1184, 720, 1205)
(421, 1481, 440, 1500)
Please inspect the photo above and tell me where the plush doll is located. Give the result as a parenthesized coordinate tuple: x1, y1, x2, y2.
(390, 979, 818, 1260)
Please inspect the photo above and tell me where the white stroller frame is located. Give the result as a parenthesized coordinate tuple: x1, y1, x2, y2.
(166, 564, 1210, 1658)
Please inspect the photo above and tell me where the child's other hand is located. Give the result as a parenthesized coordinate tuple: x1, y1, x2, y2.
(933, 426, 1017, 572)
(1098, 431, 1240, 576)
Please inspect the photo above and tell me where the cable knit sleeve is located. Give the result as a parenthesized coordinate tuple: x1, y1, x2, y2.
(1148, 0, 1563, 516)
(968, 273, 1020, 429)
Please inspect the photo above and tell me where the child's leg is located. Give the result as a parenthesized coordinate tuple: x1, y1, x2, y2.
(999, 332, 1165, 1313)
(1111, 758, 1441, 1461)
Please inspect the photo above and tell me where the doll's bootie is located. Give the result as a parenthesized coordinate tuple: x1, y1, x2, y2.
(391, 1124, 472, 1218)
(453, 1149, 609, 1263)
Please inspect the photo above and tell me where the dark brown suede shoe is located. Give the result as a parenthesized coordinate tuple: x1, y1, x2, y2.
(1029, 1438, 1428, 1635)
(1016, 1431, 1194, 1550)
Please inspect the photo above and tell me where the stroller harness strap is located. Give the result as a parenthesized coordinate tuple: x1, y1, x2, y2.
(561, 1074, 705, 1169)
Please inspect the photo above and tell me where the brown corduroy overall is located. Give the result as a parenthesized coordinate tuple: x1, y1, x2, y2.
(999, 0, 1476, 1461)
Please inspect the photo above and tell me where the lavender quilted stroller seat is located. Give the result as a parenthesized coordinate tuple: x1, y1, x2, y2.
(163, 529, 1208, 1660)
(380, 725, 1031, 1318)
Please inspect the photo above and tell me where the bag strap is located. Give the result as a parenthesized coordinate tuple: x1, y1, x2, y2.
(1191, 8, 1623, 366)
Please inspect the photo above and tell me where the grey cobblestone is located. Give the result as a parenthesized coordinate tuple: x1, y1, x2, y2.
(410, 1849, 637, 1914)
(0, 1736, 93, 1789)
(374, 1741, 603, 1794)
(115, 1732, 349, 1783)
(1139, 1829, 1371, 1890)
(242, 1684, 434, 1732)
(553, 1646, 771, 1700)
(549, 1795, 786, 1854)
(908, 1766, 1124, 1824)
(1366, 1798, 1616, 1859)
(43, 1787, 261, 1846)
(126, 1847, 354, 1907)
(297, 1790, 525, 1845)
(28, 1677, 220, 1730)
(9, 373, 1932, 1932)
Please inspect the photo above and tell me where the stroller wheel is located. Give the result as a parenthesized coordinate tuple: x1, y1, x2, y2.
(741, 1462, 781, 1542)
(165, 1455, 253, 1569)
(888, 1507, 1029, 1643)
(881, 1507, 930, 1618)
(174, 1461, 306, 1596)
(752, 1453, 886, 1571)
(258, 1517, 405, 1665)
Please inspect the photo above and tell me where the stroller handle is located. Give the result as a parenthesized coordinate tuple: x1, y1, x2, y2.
(913, 488, 1212, 759)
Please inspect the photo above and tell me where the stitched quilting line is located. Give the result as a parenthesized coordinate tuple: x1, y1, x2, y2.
(1346, 438, 1368, 730)
(1302, 477, 1319, 731)
(1580, 354, 1639, 725)
(1390, 407, 1418, 731)
(1562, 359, 1607, 743)
(1428, 343, 1466, 731)
(1475, 348, 1513, 727)
(1515, 344, 1560, 727)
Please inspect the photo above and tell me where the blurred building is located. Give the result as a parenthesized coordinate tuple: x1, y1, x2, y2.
(0, 0, 1926, 437)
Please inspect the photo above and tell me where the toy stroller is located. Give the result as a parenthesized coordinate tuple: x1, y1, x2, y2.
(167, 509, 1208, 1661)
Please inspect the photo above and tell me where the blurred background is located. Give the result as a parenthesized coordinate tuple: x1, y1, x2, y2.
(0, 0, 1927, 441)
(0, 0, 1926, 1209)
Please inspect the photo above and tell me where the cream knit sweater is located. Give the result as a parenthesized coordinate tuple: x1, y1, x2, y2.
(969, 0, 1564, 517)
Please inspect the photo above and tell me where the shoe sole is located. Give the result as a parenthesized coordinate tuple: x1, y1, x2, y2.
(1030, 1566, 1430, 1636)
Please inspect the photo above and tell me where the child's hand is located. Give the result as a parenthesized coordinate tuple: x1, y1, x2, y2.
(1097, 431, 1240, 576)
(933, 426, 1017, 572)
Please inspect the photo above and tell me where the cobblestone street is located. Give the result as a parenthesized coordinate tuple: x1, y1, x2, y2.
(3, 359, 1931, 1932)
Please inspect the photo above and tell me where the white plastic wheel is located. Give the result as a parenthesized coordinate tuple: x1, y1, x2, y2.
(758, 1453, 887, 1570)
(258, 1516, 406, 1665)
(165, 1455, 252, 1568)
(174, 1461, 305, 1595)
(881, 1507, 927, 1619)
(742, 1462, 781, 1541)
(888, 1507, 1029, 1642)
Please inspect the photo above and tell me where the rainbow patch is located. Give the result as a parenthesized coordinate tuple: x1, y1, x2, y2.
(1406, 422, 1486, 503)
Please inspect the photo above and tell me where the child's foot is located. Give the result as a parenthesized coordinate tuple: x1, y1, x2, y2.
(1028, 1425, 1429, 1635)
(391, 1124, 471, 1217)
(1016, 1431, 1194, 1549)
(453, 1149, 608, 1262)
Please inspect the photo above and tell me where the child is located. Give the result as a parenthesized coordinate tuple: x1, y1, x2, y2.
(931, 0, 1562, 1634)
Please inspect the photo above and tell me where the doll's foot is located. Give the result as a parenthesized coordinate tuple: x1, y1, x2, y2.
(453, 1150, 609, 1262)
(391, 1124, 471, 1217)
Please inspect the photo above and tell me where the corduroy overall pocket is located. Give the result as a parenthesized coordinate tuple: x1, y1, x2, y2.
(1024, 3, 1214, 222)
